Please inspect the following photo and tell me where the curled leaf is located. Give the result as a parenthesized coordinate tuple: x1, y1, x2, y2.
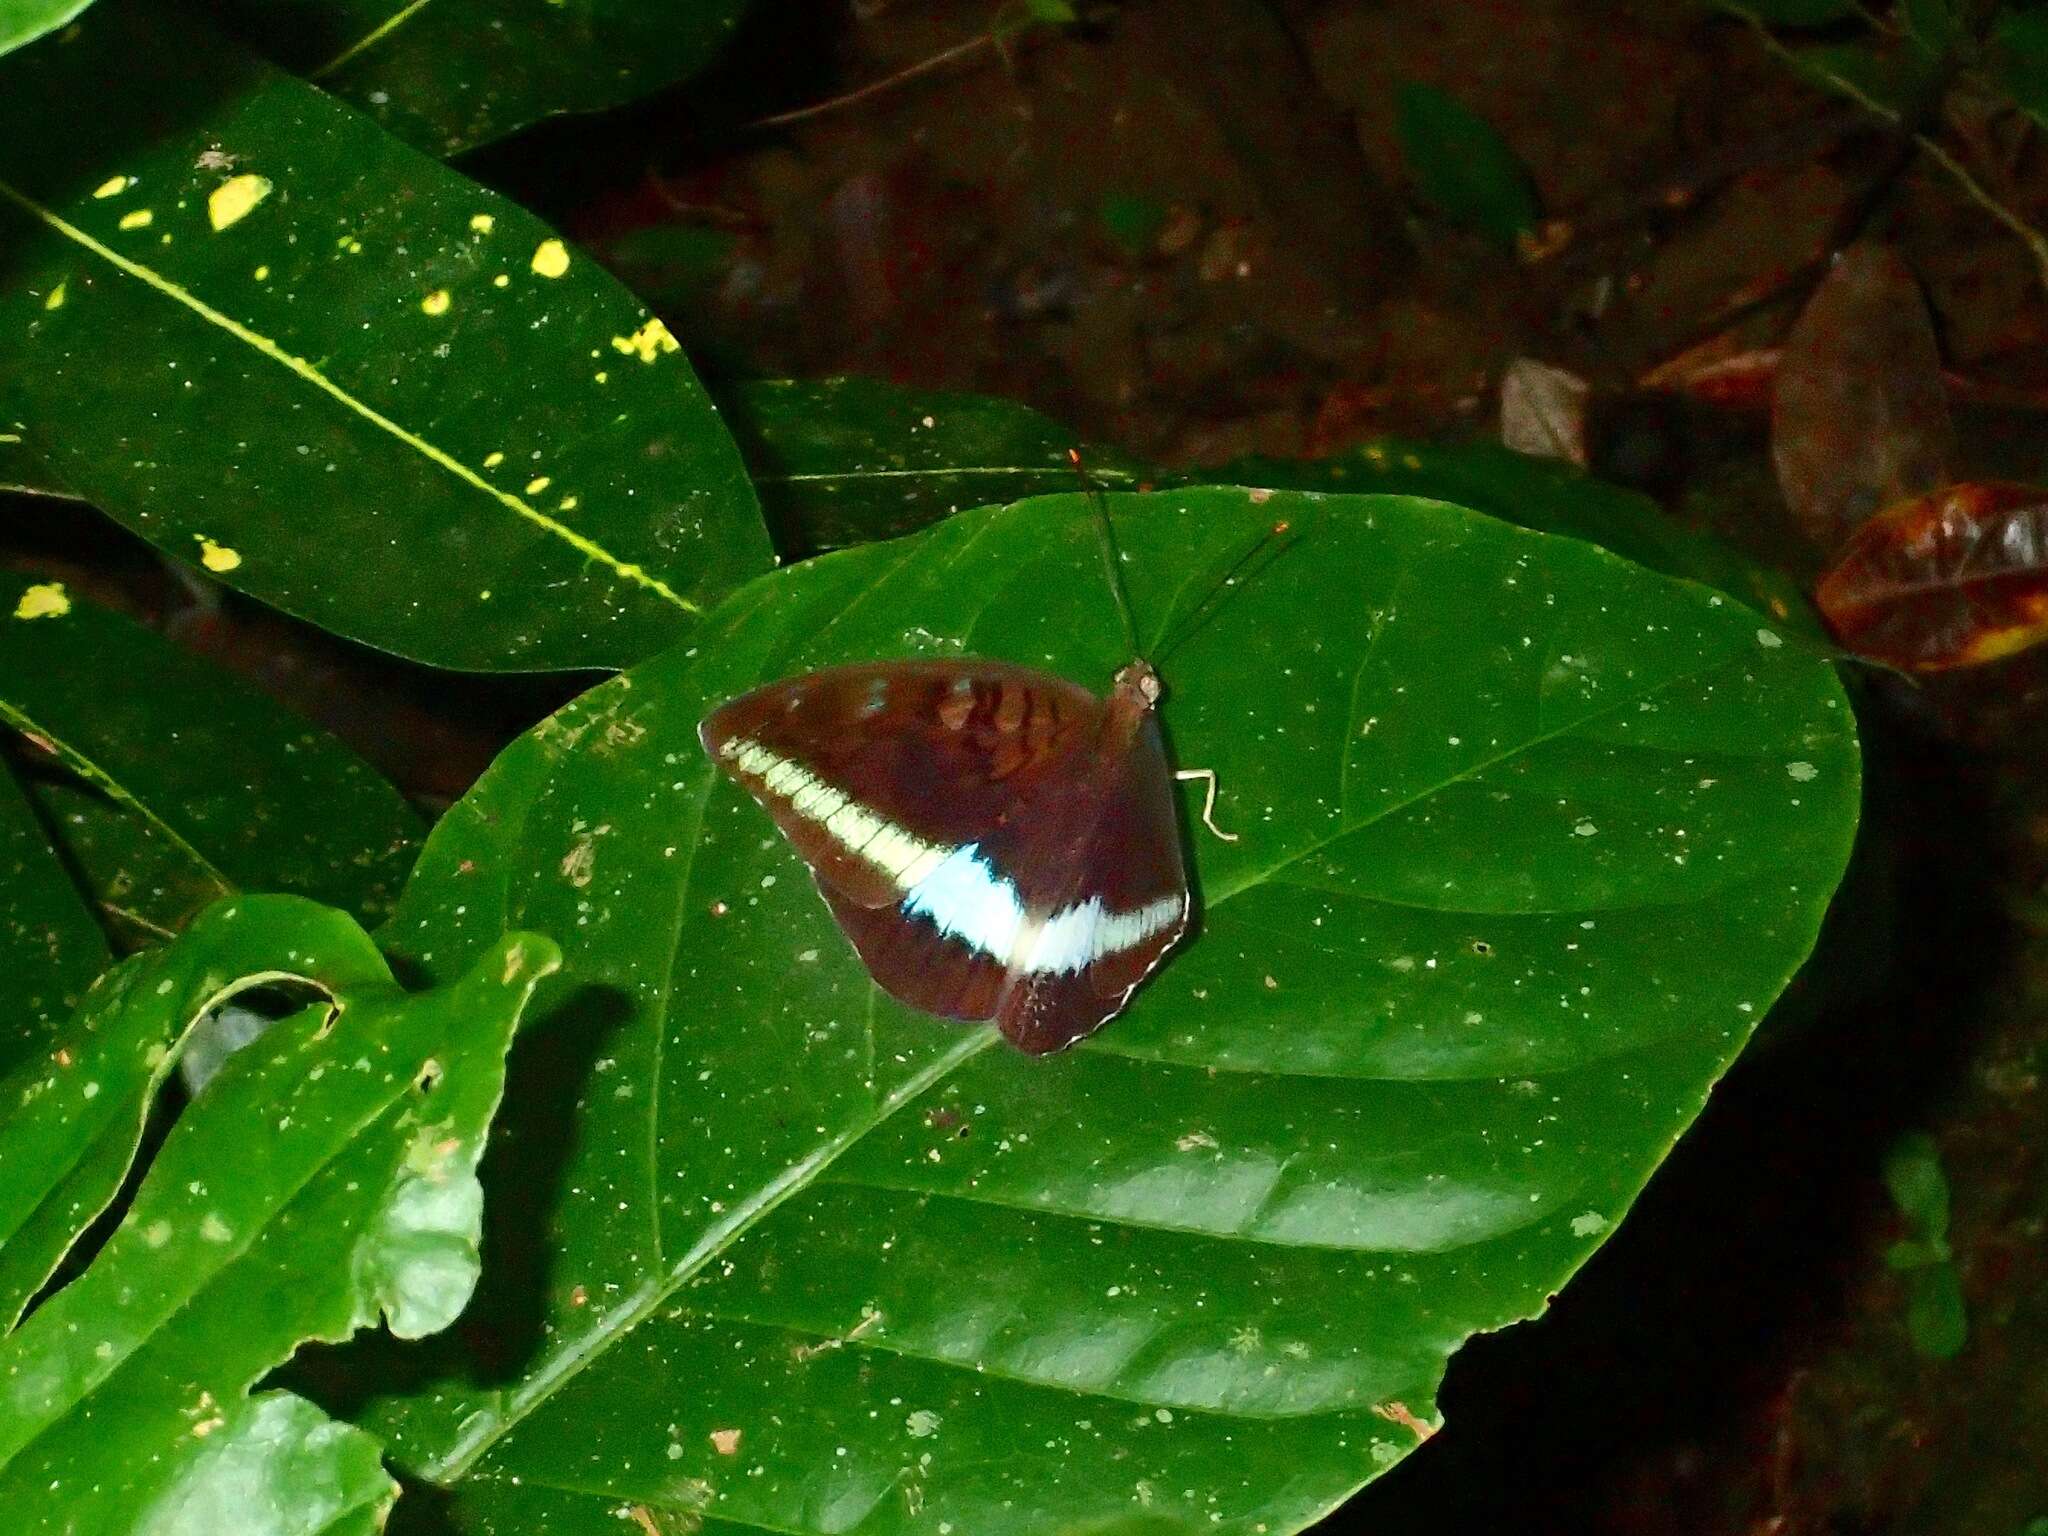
(1816, 482, 2048, 670)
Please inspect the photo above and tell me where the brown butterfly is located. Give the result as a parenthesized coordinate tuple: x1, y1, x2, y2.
(700, 474, 1289, 1054)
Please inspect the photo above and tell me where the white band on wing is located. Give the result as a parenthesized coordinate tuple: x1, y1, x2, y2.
(725, 735, 1182, 974)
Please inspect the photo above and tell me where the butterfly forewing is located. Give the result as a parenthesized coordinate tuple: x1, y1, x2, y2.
(700, 658, 1191, 1053)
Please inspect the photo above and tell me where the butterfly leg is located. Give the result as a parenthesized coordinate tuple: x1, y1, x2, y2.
(1174, 767, 1238, 842)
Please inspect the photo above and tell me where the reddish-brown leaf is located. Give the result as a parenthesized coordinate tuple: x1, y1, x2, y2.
(1639, 344, 1784, 411)
(1772, 244, 1955, 551)
(1817, 481, 2048, 670)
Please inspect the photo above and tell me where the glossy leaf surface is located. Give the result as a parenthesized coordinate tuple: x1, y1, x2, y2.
(1816, 481, 2048, 670)
(0, 1, 769, 672)
(0, 894, 559, 1529)
(220, 0, 752, 157)
(724, 376, 1144, 558)
(359, 488, 1858, 1533)
(0, 573, 423, 927)
(0, 764, 105, 1077)
(0, 0, 90, 59)
(1772, 244, 1954, 551)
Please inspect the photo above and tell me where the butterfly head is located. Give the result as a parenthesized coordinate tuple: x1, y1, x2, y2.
(1112, 659, 1164, 715)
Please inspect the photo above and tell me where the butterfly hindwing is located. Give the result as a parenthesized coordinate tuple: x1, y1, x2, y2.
(993, 712, 1189, 1052)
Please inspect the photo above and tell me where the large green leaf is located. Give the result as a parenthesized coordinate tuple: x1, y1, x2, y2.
(0, 763, 106, 1077)
(0, 894, 559, 1529)
(0, 0, 770, 672)
(0, 0, 92, 57)
(351, 488, 1858, 1532)
(0, 572, 424, 931)
(218, 0, 751, 157)
(723, 377, 1145, 558)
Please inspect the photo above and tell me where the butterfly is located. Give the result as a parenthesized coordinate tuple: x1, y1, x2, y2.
(699, 474, 1290, 1055)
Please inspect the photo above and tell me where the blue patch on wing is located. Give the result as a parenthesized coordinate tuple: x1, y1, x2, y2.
(901, 842, 1024, 963)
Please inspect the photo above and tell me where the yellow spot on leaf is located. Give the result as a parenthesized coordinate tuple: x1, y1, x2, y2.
(421, 289, 451, 316)
(44, 282, 65, 311)
(117, 209, 153, 231)
(207, 174, 272, 232)
(253, 265, 270, 281)
(559, 495, 579, 511)
(470, 213, 495, 233)
(14, 583, 70, 620)
(594, 370, 607, 383)
(492, 273, 510, 287)
(610, 318, 680, 364)
(92, 175, 131, 199)
(525, 476, 551, 495)
(195, 536, 242, 572)
(479, 589, 492, 600)
(483, 451, 505, 469)
(530, 239, 570, 278)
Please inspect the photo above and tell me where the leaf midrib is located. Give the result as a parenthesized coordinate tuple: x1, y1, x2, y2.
(0, 697, 233, 898)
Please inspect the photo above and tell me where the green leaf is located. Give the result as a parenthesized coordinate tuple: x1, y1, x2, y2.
(1177, 440, 1817, 626)
(21, 778, 220, 950)
(0, 893, 560, 1528)
(0, 763, 107, 1077)
(723, 377, 1146, 557)
(218, 0, 752, 157)
(0, 2, 771, 673)
(1392, 81, 1541, 248)
(0, 573, 424, 930)
(1904, 1261, 1968, 1359)
(0, 0, 92, 58)
(1883, 1130, 1951, 1242)
(0, 420, 71, 499)
(355, 488, 1858, 1531)
(1992, 7, 2048, 128)
(0, 896, 387, 1329)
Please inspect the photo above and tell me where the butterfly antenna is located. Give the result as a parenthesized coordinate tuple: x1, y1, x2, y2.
(1070, 449, 1144, 662)
(1153, 513, 1303, 666)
